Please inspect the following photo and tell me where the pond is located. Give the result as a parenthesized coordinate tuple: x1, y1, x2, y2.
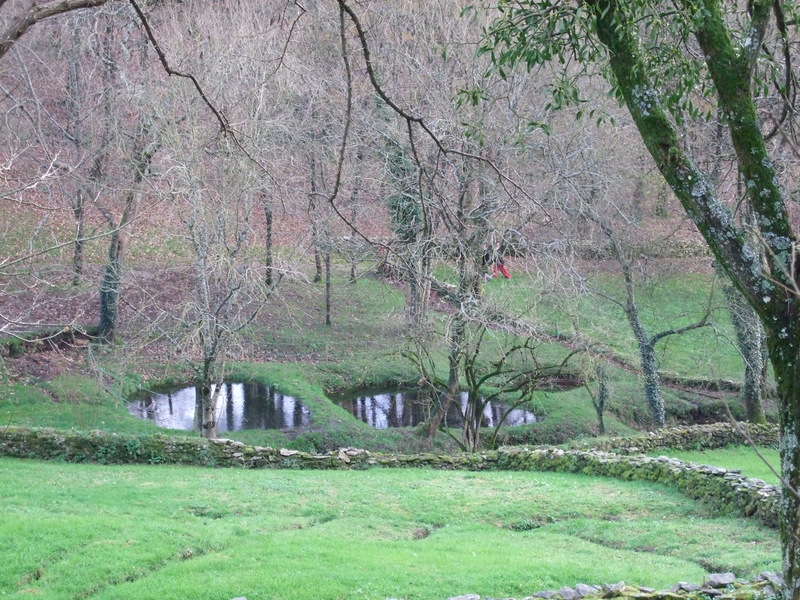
(330, 388, 536, 429)
(128, 382, 311, 432)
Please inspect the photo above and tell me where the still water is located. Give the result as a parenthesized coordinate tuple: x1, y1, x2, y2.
(128, 382, 311, 432)
(332, 388, 536, 429)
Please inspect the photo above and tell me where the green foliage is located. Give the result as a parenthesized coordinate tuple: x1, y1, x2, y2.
(384, 137, 423, 243)
(481, 0, 726, 123)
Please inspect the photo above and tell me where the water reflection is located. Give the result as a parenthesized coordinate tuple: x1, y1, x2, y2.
(128, 382, 311, 432)
(332, 388, 535, 429)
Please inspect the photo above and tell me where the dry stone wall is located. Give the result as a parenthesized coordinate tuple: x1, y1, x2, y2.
(567, 422, 779, 454)
(0, 423, 780, 528)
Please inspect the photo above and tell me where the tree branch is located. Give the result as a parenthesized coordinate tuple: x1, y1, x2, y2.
(0, 0, 108, 61)
(586, 0, 766, 314)
(336, 0, 549, 223)
(127, 0, 230, 133)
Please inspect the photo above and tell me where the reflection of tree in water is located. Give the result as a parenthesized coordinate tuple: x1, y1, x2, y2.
(224, 383, 234, 429)
(337, 388, 534, 429)
(129, 383, 310, 432)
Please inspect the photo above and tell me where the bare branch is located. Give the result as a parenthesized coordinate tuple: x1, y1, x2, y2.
(0, 0, 108, 61)
(336, 0, 549, 222)
(127, 0, 230, 133)
(127, 0, 278, 189)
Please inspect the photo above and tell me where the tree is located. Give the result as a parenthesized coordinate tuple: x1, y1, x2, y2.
(158, 131, 262, 439)
(540, 119, 713, 429)
(407, 323, 566, 451)
(96, 117, 159, 342)
(722, 271, 769, 423)
(0, 0, 109, 62)
(142, 0, 295, 437)
(383, 134, 433, 330)
(0, 1, 163, 344)
(483, 0, 800, 595)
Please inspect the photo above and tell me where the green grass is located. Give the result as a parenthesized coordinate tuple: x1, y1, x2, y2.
(0, 258, 783, 598)
(648, 446, 781, 485)
(481, 268, 743, 381)
(246, 274, 408, 364)
(0, 375, 168, 435)
(0, 458, 779, 600)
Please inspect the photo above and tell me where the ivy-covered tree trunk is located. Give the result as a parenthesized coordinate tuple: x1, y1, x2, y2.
(264, 203, 273, 287)
(593, 364, 608, 436)
(635, 334, 664, 429)
(584, 0, 800, 594)
(384, 136, 431, 330)
(772, 325, 800, 600)
(610, 231, 666, 428)
(97, 229, 122, 342)
(724, 281, 767, 423)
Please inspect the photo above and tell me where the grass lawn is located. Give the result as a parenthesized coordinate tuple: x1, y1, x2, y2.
(0, 258, 784, 600)
(0, 457, 779, 600)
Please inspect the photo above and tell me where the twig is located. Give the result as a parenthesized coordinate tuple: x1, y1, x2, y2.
(725, 404, 797, 498)
(127, 0, 278, 187)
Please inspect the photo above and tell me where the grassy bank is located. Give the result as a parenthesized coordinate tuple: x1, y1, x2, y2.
(0, 261, 769, 451)
(0, 457, 779, 600)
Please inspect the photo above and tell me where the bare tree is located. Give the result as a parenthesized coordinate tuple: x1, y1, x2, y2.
(141, 0, 308, 436)
(535, 117, 716, 428)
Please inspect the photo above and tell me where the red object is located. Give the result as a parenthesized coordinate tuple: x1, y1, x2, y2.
(492, 265, 511, 278)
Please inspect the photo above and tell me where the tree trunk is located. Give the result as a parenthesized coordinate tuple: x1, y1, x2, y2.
(409, 271, 422, 325)
(313, 242, 322, 283)
(349, 165, 361, 284)
(97, 228, 122, 341)
(769, 320, 800, 600)
(428, 313, 464, 438)
(594, 363, 608, 435)
(96, 123, 155, 343)
(587, 1, 798, 592)
(724, 282, 767, 423)
(308, 154, 323, 284)
(199, 356, 218, 439)
(264, 204, 273, 287)
(67, 24, 84, 287)
(325, 250, 332, 326)
(71, 193, 85, 285)
(462, 389, 481, 451)
(637, 337, 665, 429)
(609, 227, 665, 428)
